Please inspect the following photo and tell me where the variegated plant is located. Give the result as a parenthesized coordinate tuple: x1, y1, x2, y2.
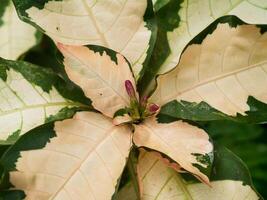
(0, 0, 267, 199)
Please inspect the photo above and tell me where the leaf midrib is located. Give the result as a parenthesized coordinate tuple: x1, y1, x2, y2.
(62, 45, 130, 105)
(0, 101, 84, 117)
(81, 0, 109, 47)
(7, 2, 12, 59)
(50, 126, 119, 199)
(174, 173, 193, 200)
(157, 60, 267, 105)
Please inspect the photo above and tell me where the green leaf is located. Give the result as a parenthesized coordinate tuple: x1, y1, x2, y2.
(0, 162, 11, 190)
(157, 96, 267, 124)
(137, 0, 158, 81)
(210, 145, 253, 184)
(201, 121, 267, 198)
(0, 190, 25, 200)
(0, 146, 9, 159)
(157, 100, 231, 123)
(0, 58, 90, 144)
(153, 0, 171, 12)
(0, 0, 9, 26)
(244, 96, 267, 123)
(0, 0, 41, 60)
(126, 148, 141, 199)
(44, 107, 85, 123)
(137, 0, 181, 94)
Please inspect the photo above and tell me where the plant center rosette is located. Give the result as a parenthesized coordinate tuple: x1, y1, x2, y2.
(113, 80, 160, 125)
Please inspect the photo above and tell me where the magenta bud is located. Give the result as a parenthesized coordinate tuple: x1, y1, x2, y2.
(125, 80, 136, 99)
(148, 103, 160, 113)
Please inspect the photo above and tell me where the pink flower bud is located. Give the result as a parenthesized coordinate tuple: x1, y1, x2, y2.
(148, 103, 160, 113)
(125, 80, 136, 99)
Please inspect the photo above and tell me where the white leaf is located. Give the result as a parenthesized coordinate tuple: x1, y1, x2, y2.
(0, 68, 77, 142)
(0, 0, 39, 60)
(133, 117, 213, 184)
(10, 112, 132, 200)
(159, 0, 267, 74)
(138, 150, 259, 200)
(151, 24, 267, 115)
(24, 0, 151, 77)
(58, 44, 137, 118)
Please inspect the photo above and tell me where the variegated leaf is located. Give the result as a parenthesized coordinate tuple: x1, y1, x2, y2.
(12, 0, 152, 77)
(137, 150, 259, 200)
(133, 117, 213, 184)
(0, 0, 40, 60)
(4, 112, 132, 200)
(58, 44, 137, 118)
(151, 24, 267, 115)
(0, 58, 85, 144)
(157, 0, 267, 74)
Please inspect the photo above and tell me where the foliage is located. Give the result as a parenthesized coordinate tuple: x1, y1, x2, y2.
(0, 0, 266, 199)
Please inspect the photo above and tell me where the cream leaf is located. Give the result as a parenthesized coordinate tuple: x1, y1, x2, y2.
(23, 0, 151, 77)
(137, 150, 259, 200)
(133, 117, 213, 184)
(10, 112, 132, 200)
(151, 24, 267, 115)
(58, 44, 137, 118)
(158, 0, 267, 74)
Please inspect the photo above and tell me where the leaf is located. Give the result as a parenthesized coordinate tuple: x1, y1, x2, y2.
(158, 100, 232, 123)
(0, 58, 89, 144)
(133, 117, 213, 184)
(151, 23, 267, 116)
(137, 0, 182, 94)
(153, 0, 171, 12)
(125, 148, 141, 200)
(1, 111, 132, 200)
(201, 121, 267, 198)
(136, 146, 260, 200)
(12, 0, 154, 77)
(157, 96, 267, 124)
(156, 0, 267, 74)
(58, 44, 137, 118)
(116, 182, 137, 200)
(0, 0, 40, 60)
(0, 190, 25, 200)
